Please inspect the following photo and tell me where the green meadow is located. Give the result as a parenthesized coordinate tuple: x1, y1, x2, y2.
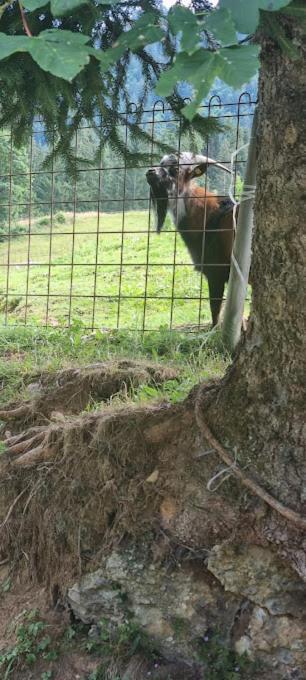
(0, 210, 215, 330)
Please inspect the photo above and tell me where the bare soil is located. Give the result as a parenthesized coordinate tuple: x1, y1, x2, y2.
(0, 359, 179, 429)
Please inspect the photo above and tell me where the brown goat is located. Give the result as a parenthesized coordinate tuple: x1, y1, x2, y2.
(146, 153, 236, 326)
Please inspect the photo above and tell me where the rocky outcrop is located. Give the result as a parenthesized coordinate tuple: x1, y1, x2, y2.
(67, 542, 306, 678)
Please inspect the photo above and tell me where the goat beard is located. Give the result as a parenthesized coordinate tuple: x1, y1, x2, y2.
(149, 185, 168, 233)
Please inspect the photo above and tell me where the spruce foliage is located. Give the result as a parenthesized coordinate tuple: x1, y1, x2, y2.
(0, 1, 222, 171)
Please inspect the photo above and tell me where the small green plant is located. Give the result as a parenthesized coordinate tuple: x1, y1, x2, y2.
(235, 174, 244, 200)
(197, 630, 256, 680)
(0, 610, 55, 679)
(38, 216, 50, 227)
(85, 619, 158, 678)
(171, 616, 189, 638)
(0, 223, 28, 242)
(55, 212, 66, 224)
(64, 625, 77, 642)
(0, 296, 22, 313)
(0, 440, 7, 455)
(0, 576, 11, 592)
(88, 671, 99, 680)
(134, 377, 194, 404)
(88, 670, 121, 680)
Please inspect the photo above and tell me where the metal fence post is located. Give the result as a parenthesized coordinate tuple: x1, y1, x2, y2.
(221, 106, 258, 353)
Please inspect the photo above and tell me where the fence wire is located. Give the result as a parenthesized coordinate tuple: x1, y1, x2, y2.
(0, 93, 256, 332)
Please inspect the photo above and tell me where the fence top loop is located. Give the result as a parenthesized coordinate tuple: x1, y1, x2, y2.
(208, 94, 222, 112)
(152, 100, 165, 114)
(127, 101, 138, 114)
(238, 91, 252, 105)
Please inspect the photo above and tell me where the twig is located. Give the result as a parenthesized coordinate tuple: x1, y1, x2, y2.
(195, 386, 306, 531)
(207, 466, 233, 492)
(77, 525, 82, 576)
(0, 486, 30, 531)
(0, 557, 9, 566)
(193, 448, 215, 459)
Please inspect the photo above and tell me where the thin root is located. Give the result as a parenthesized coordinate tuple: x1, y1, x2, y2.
(0, 486, 30, 530)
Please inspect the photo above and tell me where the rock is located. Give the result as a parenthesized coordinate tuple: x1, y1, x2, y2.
(67, 545, 240, 662)
(67, 542, 306, 677)
(208, 544, 306, 674)
(67, 571, 122, 625)
(246, 605, 306, 671)
(208, 544, 306, 617)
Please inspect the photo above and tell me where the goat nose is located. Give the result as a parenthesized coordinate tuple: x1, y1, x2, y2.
(146, 168, 156, 178)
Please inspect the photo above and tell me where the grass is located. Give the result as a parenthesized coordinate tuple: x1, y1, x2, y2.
(0, 210, 219, 329)
(0, 210, 234, 408)
(0, 323, 230, 408)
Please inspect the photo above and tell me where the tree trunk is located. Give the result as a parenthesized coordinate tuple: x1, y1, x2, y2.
(200, 19, 306, 520)
(1, 16, 306, 680)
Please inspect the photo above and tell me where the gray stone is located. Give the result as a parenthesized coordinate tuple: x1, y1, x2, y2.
(67, 546, 239, 661)
(67, 543, 306, 676)
(208, 544, 306, 617)
(67, 570, 123, 624)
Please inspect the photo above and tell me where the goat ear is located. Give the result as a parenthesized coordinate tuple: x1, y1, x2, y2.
(189, 162, 207, 179)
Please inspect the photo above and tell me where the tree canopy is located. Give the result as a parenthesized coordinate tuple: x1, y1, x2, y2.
(0, 0, 304, 167)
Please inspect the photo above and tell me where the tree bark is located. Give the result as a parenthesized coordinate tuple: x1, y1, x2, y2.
(199, 21, 306, 519)
(1, 16, 306, 680)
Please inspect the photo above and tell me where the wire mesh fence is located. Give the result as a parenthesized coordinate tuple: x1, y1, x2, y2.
(0, 93, 256, 332)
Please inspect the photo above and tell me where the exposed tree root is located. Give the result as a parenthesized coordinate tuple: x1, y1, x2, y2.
(0, 360, 179, 430)
(0, 375, 305, 600)
(0, 405, 29, 420)
(1, 427, 48, 466)
(5, 380, 305, 529)
(195, 384, 306, 531)
(4, 433, 46, 458)
(13, 443, 55, 467)
(3, 426, 47, 447)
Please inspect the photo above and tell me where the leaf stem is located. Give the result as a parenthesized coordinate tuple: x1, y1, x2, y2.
(18, 0, 33, 38)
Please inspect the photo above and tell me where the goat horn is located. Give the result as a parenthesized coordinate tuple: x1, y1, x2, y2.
(195, 155, 231, 174)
